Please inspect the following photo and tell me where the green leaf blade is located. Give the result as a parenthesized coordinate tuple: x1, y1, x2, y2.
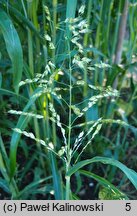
(0, 9, 23, 93)
(79, 170, 128, 200)
(9, 88, 42, 177)
(67, 156, 137, 190)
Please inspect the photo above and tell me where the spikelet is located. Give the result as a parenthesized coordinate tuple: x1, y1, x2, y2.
(74, 122, 103, 163)
(72, 87, 119, 124)
(43, 5, 51, 21)
(72, 118, 102, 157)
(8, 110, 44, 119)
(13, 128, 64, 160)
(49, 103, 67, 148)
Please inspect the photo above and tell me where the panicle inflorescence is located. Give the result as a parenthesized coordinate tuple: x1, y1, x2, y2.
(10, 4, 124, 166)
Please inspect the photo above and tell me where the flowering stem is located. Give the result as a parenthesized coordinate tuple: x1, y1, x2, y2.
(65, 38, 72, 200)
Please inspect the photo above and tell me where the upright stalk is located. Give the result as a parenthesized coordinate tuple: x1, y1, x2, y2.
(95, 0, 104, 49)
(83, 0, 92, 96)
(52, 0, 57, 61)
(26, 1, 45, 169)
(65, 39, 72, 200)
(114, 0, 129, 65)
(51, 0, 58, 147)
(94, 0, 104, 85)
(32, 0, 41, 73)
(110, 0, 121, 64)
(65, 0, 77, 199)
(113, 0, 129, 88)
(83, 0, 92, 47)
(106, 0, 114, 56)
(106, 0, 129, 137)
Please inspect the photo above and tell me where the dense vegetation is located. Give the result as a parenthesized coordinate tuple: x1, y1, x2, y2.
(0, 0, 137, 200)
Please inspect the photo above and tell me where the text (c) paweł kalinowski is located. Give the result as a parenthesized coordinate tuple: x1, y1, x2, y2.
(20, 202, 103, 212)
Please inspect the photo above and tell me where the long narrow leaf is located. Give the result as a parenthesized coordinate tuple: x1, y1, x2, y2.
(66, 0, 77, 38)
(0, 3, 44, 44)
(50, 153, 62, 200)
(10, 88, 42, 177)
(0, 9, 23, 93)
(79, 170, 128, 200)
(0, 134, 9, 170)
(67, 156, 137, 190)
(18, 176, 52, 198)
(0, 88, 28, 102)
